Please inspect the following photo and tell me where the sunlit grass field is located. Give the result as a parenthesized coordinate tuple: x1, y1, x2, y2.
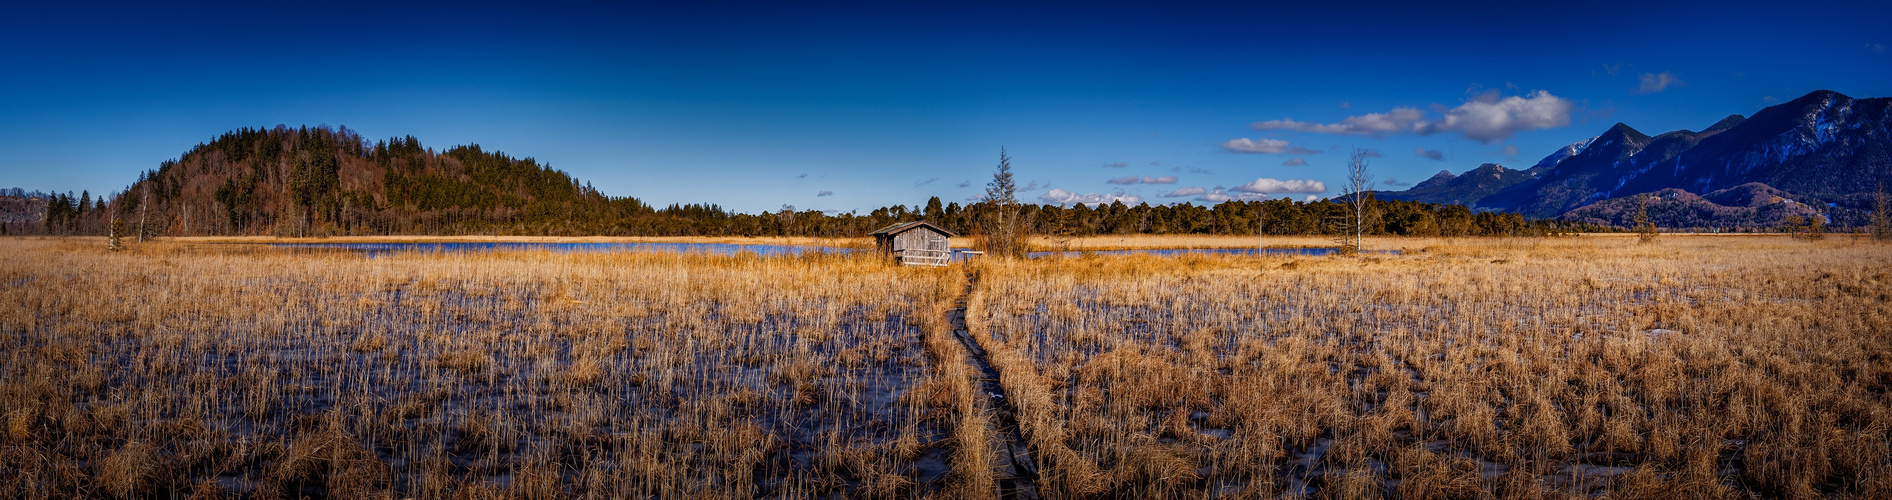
(970, 235, 1892, 498)
(2, 234, 1887, 498)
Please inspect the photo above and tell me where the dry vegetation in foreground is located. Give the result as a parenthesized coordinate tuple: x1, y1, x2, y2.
(0, 238, 987, 498)
(969, 236, 1892, 498)
(4, 234, 1889, 498)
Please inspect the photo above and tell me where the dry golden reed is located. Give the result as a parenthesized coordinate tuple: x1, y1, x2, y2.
(966, 235, 1892, 498)
(0, 237, 972, 498)
(2, 234, 1887, 498)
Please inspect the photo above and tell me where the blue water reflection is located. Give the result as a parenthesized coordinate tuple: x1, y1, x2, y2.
(268, 242, 849, 257)
(1026, 247, 1389, 258)
(264, 242, 1379, 259)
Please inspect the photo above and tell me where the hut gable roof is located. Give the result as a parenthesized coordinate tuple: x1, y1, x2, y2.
(869, 220, 957, 237)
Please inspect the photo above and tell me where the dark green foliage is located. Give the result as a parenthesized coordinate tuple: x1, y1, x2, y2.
(115, 125, 659, 236)
(1635, 195, 1658, 243)
(214, 174, 259, 232)
(44, 192, 76, 234)
(982, 148, 1030, 257)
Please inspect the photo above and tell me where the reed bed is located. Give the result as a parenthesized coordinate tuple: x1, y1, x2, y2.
(967, 235, 1892, 498)
(0, 238, 980, 498)
(5, 234, 1887, 498)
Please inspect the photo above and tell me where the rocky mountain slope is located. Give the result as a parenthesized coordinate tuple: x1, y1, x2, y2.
(1376, 90, 1891, 227)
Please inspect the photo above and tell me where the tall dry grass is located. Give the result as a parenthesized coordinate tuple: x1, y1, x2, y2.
(5, 234, 1886, 498)
(0, 237, 979, 498)
(966, 235, 1892, 498)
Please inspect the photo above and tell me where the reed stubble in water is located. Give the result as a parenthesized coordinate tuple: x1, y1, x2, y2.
(0, 238, 983, 498)
(966, 235, 1892, 498)
(3, 234, 1888, 498)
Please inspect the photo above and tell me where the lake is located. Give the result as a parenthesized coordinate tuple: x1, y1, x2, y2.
(264, 242, 1371, 259)
(1027, 247, 1391, 258)
(267, 241, 847, 257)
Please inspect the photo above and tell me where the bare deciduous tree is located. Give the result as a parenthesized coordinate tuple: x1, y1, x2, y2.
(1333, 149, 1373, 254)
(137, 187, 150, 243)
(108, 198, 122, 251)
(1872, 183, 1890, 241)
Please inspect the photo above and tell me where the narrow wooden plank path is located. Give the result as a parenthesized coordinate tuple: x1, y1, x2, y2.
(947, 270, 1040, 499)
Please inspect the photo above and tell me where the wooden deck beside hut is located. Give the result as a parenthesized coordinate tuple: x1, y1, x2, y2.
(869, 220, 956, 266)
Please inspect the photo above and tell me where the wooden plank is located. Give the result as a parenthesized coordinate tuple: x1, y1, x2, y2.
(895, 248, 951, 266)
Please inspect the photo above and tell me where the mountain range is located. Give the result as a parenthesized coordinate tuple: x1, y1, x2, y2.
(1378, 90, 1891, 228)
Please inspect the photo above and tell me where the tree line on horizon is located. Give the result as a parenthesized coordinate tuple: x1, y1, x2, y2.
(21, 125, 1610, 240)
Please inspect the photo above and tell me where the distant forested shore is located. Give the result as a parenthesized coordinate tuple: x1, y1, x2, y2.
(13, 126, 1609, 239)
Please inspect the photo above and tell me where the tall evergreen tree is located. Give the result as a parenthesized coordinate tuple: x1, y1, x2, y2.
(981, 148, 1029, 257)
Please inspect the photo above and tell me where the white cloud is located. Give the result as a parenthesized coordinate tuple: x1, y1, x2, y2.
(1161, 186, 1207, 198)
(1103, 162, 1128, 168)
(1304, 195, 1320, 202)
(914, 177, 938, 187)
(1194, 187, 1273, 202)
(1383, 178, 1409, 187)
(817, 190, 833, 197)
(1039, 189, 1141, 206)
(1282, 158, 1307, 166)
(1220, 137, 1321, 154)
(1500, 144, 1519, 157)
(1637, 72, 1682, 94)
(955, 180, 971, 188)
(1414, 148, 1445, 161)
(1230, 178, 1327, 194)
(1253, 107, 1426, 135)
(1252, 91, 1572, 144)
(1423, 91, 1572, 143)
(1109, 175, 1175, 185)
(1870, 43, 1887, 53)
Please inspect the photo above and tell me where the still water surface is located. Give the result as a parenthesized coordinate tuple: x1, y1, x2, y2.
(266, 242, 1367, 258)
(268, 241, 839, 256)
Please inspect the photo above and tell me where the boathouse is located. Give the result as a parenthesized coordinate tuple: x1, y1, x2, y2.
(870, 220, 956, 266)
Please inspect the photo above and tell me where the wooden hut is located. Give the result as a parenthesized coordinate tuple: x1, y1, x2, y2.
(870, 220, 956, 266)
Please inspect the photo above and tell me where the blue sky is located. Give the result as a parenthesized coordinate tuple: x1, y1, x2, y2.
(3, 1, 1888, 214)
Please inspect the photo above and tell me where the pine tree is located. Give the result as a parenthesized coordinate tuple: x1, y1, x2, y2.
(77, 191, 90, 233)
(924, 196, 943, 221)
(1635, 195, 1658, 243)
(981, 148, 1028, 258)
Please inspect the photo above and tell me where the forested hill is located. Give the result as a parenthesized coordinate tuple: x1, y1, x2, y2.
(58, 125, 1582, 239)
(117, 125, 652, 236)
